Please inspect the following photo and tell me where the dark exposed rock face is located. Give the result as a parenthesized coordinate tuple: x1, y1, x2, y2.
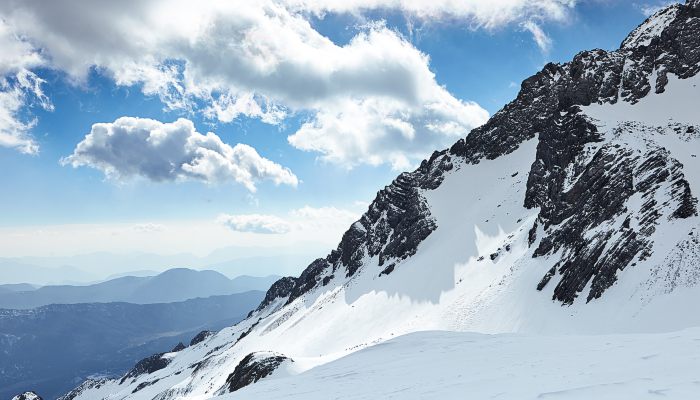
(189, 330, 215, 346)
(259, 153, 449, 309)
(529, 126, 696, 303)
(287, 258, 332, 305)
(132, 378, 160, 394)
(120, 353, 171, 383)
(235, 319, 261, 344)
(252, 276, 298, 313)
(519, 0, 700, 303)
(171, 342, 186, 352)
(220, 352, 292, 393)
(256, 0, 700, 310)
(456, 0, 697, 304)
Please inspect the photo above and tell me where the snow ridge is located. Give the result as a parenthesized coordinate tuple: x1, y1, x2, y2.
(621, 4, 680, 49)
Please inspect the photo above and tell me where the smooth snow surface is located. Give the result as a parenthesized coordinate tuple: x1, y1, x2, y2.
(229, 328, 700, 400)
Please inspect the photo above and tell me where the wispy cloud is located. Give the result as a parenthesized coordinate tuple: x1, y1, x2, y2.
(522, 20, 553, 53)
(285, 0, 576, 29)
(219, 206, 360, 235)
(218, 214, 291, 235)
(132, 223, 165, 233)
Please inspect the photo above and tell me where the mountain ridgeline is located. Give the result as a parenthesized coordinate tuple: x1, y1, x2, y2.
(0, 269, 279, 309)
(63, 2, 700, 399)
(266, 0, 700, 307)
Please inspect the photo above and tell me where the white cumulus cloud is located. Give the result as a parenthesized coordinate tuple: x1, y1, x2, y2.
(0, 0, 487, 168)
(61, 117, 298, 192)
(289, 90, 488, 170)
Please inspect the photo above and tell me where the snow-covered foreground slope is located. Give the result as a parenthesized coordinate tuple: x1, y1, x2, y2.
(64, 2, 700, 399)
(229, 328, 700, 400)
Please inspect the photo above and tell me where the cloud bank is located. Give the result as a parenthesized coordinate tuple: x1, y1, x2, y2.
(62, 117, 298, 192)
(219, 206, 359, 235)
(286, 0, 576, 28)
(0, 0, 576, 167)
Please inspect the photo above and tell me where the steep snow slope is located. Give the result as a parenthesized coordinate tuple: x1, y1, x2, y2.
(65, 2, 700, 399)
(229, 328, 700, 400)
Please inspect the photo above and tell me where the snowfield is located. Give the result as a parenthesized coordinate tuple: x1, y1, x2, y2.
(230, 328, 700, 400)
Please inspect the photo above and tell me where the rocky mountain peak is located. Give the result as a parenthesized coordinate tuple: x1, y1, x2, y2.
(251, 0, 700, 311)
(621, 3, 681, 50)
(621, 0, 700, 52)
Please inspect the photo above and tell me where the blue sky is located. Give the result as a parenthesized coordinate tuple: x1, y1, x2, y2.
(0, 0, 676, 260)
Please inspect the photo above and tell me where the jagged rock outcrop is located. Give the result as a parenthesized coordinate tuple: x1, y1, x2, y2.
(251, 276, 297, 314)
(11, 392, 42, 400)
(531, 120, 697, 303)
(171, 342, 186, 352)
(218, 352, 292, 393)
(260, 151, 449, 309)
(189, 330, 215, 346)
(120, 353, 171, 384)
(449, 0, 700, 159)
(519, 0, 700, 303)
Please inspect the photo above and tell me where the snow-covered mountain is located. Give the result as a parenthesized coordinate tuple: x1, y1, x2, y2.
(63, 2, 700, 399)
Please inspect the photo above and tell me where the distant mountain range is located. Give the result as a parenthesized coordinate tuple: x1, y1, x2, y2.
(0, 249, 317, 285)
(0, 283, 39, 293)
(0, 268, 279, 309)
(0, 291, 265, 400)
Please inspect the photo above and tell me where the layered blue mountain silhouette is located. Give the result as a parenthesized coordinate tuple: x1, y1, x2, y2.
(0, 290, 265, 400)
(0, 268, 279, 309)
